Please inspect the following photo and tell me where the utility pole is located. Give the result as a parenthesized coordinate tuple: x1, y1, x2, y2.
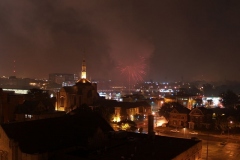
(206, 132, 209, 160)
(228, 121, 233, 142)
(228, 123, 230, 142)
(206, 125, 210, 160)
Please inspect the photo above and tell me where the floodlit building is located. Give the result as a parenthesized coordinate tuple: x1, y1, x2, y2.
(56, 59, 99, 112)
(94, 99, 151, 122)
(202, 96, 223, 108)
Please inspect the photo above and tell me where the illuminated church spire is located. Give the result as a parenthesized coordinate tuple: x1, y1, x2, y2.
(81, 59, 86, 79)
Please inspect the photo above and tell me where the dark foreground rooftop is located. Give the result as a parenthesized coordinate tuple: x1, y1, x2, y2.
(53, 131, 201, 160)
(1, 111, 114, 154)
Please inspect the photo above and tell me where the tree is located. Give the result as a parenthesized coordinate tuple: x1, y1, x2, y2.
(234, 105, 240, 123)
(117, 120, 138, 132)
(214, 114, 228, 132)
(188, 85, 201, 95)
(159, 103, 172, 120)
(220, 90, 238, 109)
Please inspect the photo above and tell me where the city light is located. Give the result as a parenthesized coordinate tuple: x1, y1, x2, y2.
(113, 116, 120, 122)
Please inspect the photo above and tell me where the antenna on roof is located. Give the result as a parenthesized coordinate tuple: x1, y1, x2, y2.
(13, 60, 16, 76)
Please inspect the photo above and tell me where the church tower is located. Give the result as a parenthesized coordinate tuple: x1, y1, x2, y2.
(57, 59, 99, 112)
(81, 59, 87, 79)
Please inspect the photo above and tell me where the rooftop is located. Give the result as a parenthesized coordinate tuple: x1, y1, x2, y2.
(1, 111, 114, 154)
(55, 131, 201, 160)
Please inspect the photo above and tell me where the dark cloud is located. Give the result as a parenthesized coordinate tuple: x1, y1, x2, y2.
(0, 0, 240, 83)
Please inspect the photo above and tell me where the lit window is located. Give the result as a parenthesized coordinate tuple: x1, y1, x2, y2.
(25, 114, 33, 119)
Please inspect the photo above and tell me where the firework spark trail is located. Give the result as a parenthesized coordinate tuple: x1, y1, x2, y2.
(118, 56, 146, 84)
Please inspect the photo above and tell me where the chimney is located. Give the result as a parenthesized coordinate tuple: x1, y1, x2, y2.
(148, 114, 155, 135)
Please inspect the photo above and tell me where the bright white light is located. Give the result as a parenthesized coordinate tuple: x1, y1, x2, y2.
(155, 116, 168, 127)
(159, 89, 173, 92)
(3, 89, 28, 94)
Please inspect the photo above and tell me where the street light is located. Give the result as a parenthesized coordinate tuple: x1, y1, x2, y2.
(183, 128, 186, 138)
(206, 124, 210, 160)
(160, 101, 163, 108)
(228, 121, 233, 142)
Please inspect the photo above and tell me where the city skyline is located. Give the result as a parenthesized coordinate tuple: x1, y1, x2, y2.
(1, 1, 240, 83)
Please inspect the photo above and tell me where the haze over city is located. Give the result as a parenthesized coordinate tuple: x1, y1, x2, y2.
(1, 0, 240, 83)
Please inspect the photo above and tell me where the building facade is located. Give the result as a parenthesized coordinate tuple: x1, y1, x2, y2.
(189, 107, 213, 129)
(0, 89, 25, 123)
(49, 73, 75, 85)
(169, 107, 190, 128)
(164, 95, 202, 110)
(113, 101, 151, 122)
(56, 60, 99, 112)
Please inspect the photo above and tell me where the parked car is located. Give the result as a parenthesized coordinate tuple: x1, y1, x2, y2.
(189, 131, 198, 135)
(170, 129, 180, 133)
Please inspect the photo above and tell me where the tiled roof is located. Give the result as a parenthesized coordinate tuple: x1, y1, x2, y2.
(197, 107, 213, 114)
(76, 78, 91, 84)
(171, 106, 191, 114)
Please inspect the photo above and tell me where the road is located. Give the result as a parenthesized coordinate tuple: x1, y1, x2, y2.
(201, 140, 240, 160)
(136, 121, 240, 160)
(160, 130, 240, 160)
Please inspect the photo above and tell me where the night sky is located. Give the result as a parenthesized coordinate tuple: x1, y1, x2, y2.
(0, 0, 240, 83)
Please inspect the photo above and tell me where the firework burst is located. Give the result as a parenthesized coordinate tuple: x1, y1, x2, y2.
(118, 56, 147, 84)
